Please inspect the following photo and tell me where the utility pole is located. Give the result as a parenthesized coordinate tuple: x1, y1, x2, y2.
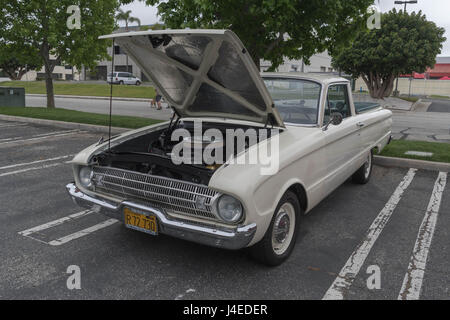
(393, 1, 418, 96)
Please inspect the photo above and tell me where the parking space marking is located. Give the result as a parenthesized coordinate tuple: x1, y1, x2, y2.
(0, 155, 73, 171)
(19, 210, 118, 246)
(0, 123, 28, 129)
(19, 210, 93, 237)
(0, 162, 64, 177)
(48, 219, 118, 246)
(323, 168, 418, 300)
(398, 172, 448, 300)
(0, 130, 84, 146)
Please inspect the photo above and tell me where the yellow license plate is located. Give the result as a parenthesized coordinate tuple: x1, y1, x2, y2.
(124, 207, 158, 235)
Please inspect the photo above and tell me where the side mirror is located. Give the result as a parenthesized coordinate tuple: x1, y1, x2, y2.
(323, 112, 343, 131)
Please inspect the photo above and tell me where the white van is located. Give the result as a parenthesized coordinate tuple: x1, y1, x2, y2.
(107, 72, 141, 85)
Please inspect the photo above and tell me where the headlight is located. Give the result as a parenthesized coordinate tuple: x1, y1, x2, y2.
(79, 166, 93, 188)
(217, 195, 243, 223)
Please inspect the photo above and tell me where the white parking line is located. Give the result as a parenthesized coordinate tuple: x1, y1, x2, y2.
(0, 123, 28, 129)
(48, 219, 118, 246)
(18, 210, 118, 246)
(0, 130, 83, 146)
(0, 162, 64, 177)
(19, 210, 93, 237)
(0, 155, 73, 171)
(322, 168, 418, 300)
(398, 172, 447, 300)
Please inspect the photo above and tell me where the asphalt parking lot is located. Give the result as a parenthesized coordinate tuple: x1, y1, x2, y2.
(0, 120, 449, 300)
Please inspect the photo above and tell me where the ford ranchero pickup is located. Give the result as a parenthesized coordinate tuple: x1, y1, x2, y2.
(66, 29, 392, 266)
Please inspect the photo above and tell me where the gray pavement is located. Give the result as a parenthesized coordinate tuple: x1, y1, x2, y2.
(391, 111, 450, 143)
(0, 120, 449, 299)
(428, 98, 450, 113)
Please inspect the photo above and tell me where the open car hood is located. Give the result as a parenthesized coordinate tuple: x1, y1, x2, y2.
(99, 29, 284, 127)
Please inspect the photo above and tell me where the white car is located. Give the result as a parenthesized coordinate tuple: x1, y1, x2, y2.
(67, 30, 392, 266)
(107, 72, 141, 85)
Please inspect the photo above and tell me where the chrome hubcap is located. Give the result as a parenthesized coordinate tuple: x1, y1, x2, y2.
(272, 202, 295, 255)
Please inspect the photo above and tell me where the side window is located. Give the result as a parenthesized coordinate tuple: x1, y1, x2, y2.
(324, 84, 351, 124)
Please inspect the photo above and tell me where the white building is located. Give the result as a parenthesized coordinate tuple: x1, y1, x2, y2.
(260, 51, 334, 73)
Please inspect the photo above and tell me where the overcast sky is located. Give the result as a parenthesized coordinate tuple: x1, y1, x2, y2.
(119, 0, 450, 56)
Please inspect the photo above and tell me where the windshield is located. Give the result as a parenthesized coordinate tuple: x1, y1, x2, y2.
(263, 78, 321, 125)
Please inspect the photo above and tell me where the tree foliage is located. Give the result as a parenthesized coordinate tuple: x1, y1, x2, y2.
(0, 44, 41, 80)
(144, 0, 374, 69)
(0, 0, 123, 108)
(332, 9, 446, 99)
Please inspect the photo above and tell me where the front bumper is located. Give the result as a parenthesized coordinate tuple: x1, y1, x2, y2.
(66, 183, 256, 250)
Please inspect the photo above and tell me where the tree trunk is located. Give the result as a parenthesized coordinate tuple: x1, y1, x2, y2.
(362, 73, 396, 99)
(41, 43, 56, 109)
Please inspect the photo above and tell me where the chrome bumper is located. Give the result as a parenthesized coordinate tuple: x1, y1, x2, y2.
(65, 183, 256, 250)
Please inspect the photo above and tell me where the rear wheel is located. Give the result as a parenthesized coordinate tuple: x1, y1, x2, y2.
(352, 150, 373, 184)
(119, 80, 124, 85)
(250, 191, 301, 266)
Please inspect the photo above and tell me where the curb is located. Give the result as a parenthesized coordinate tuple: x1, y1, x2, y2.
(411, 99, 432, 112)
(27, 94, 150, 103)
(374, 155, 450, 172)
(0, 114, 130, 135)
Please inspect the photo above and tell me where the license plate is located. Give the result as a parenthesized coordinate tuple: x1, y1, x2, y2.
(124, 207, 158, 235)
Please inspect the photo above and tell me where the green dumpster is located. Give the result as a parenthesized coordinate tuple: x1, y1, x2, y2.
(0, 87, 26, 107)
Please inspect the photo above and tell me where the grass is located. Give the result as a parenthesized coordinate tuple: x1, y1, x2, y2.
(428, 95, 450, 100)
(380, 139, 450, 163)
(0, 81, 156, 99)
(0, 106, 163, 129)
(397, 96, 419, 103)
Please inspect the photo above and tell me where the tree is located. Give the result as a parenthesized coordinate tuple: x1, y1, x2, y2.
(332, 9, 446, 99)
(116, 9, 141, 30)
(0, 44, 41, 80)
(0, 1, 124, 108)
(144, 0, 374, 70)
(115, 8, 141, 73)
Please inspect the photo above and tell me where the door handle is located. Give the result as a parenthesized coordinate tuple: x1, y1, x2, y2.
(357, 122, 365, 127)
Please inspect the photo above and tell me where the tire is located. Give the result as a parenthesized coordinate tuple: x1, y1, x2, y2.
(250, 190, 301, 266)
(119, 80, 124, 85)
(352, 150, 373, 184)
(136, 81, 141, 86)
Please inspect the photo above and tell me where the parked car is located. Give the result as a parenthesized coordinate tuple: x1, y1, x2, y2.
(107, 72, 141, 85)
(67, 30, 392, 266)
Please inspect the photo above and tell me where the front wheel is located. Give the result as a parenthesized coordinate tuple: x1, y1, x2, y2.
(250, 191, 301, 266)
(135, 81, 141, 86)
(352, 150, 373, 184)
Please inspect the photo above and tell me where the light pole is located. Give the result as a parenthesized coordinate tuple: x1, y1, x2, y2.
(394, 1, 418, 12)
(393, 1, 418, 96)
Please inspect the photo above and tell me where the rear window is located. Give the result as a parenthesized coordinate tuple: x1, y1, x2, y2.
(263, 78, 322, 125)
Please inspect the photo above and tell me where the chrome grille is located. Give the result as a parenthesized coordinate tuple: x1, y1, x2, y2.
(92, 166, 219, 220)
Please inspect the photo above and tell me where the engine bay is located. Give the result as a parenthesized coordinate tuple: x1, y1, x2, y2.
(93, 119, 278, 185)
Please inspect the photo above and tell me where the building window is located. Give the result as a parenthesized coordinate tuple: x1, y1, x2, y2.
(114, 46, 122, 55)
(320, 66, 326, 72)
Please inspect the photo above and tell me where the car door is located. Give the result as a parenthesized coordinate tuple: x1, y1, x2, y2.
(321, 83, 362, 195)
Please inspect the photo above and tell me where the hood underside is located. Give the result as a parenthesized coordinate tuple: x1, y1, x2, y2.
(99, 29, 284, 127)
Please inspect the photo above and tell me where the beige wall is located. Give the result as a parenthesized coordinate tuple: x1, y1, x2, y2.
(355, 77, 450, 97)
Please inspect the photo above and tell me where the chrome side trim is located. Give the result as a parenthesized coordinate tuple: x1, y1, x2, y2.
(66, 183, 256, 250)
